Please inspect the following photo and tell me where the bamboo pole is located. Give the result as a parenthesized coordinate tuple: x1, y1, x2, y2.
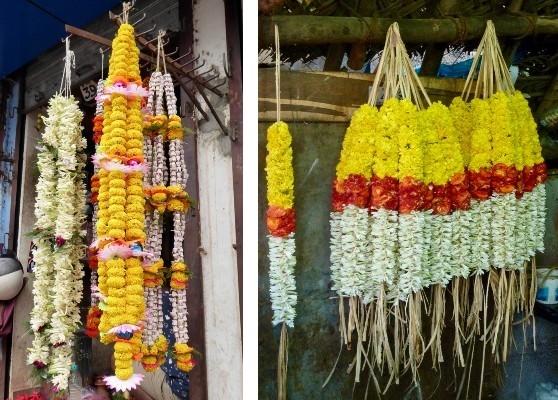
(259, 15, 558, 46)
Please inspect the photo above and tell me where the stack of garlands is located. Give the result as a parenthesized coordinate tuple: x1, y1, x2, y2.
(142, 39, 195, 373)
(449, 21, 546, 375)
(266, 25, 297, 400)
(92, 20, 148, 391)
(330, 23, 435, 383)
(329, 21, 547, 388)
(28, 39, 87, 391)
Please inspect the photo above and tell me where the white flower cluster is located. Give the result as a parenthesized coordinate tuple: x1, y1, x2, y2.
(143, 72, 166, 347)
(269, 234, 297, 327)
(164, 72, 191, 344)
(452, 210, 473, 278)
(534, 184, 547, 253)
(429, 214, 454, 287)
(470, 200, 492, 274)
(397, 212, 425, 298)
(28, 95, 86, 391)
(369, 209, 398, 301)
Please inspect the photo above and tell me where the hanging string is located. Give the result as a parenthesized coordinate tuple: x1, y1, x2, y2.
(156, 30, 165, 73)
(59, 37, 76, 98)
(99, 48, 105, 80)
(275, 24, 281, 122)
(122, 1, 132, 24)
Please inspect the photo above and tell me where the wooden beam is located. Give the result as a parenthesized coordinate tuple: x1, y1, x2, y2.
(259, 15, 558, 46)
(537, 71, 558, 117)
(259, 69, 467, 122)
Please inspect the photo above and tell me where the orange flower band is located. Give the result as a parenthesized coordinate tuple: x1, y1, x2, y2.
(267, 206, 296, 237)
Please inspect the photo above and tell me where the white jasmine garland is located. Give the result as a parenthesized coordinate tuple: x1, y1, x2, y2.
(491, 193, 515, 269)
(397, 212, 425, 299)
(34, 150, 57, 232)
(429, 214, 454, 287)
(367, 209, 398, 302)
(420, 212, 433, 286)
(534, 183, 546, 252)
(28, 94, 86, 391)
(329, 212, 343, 295)
(268, 234, 297, 327)
(452, 210, 472, 278)
(338, 205, 371, 298)
(470, 199, 491, 274)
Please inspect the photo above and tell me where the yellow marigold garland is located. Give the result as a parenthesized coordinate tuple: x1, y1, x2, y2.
(95, 22, 146, 391)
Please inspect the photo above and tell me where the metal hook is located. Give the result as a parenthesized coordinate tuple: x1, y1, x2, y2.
(161, 37, 170, 47)
(143, 35, 159, 46)
(131, 12, 146, 26)
(183, 60, 206, 75)
(223, 53, 232, 78)
(136, 24, 156, 37)
(208, 78, 227, 91)
(179, 54, 200, 68)
(166, 47, 179, 57)
(200, 74, 219, 85)
(197, 66, 215, 78)
(61, 34, 72, 43)
(171, 48, 192, 63)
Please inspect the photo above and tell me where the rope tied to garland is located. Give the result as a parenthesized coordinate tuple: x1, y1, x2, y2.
(59, 37, 75, 98)
(99, 48, 105, 80)
(275, 24, 281, 123)
(155, 30, 167, 74)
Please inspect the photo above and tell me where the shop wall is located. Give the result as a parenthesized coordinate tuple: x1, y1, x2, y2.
(192, 0, 243, 398)
(257, 121, 556, 399)
(11, 111, 41, 396)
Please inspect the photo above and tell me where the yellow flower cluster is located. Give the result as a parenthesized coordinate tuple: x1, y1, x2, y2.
(266, 121, 294, 209)
(468, 99, 492, 172)
(144, 259, 164, 288)
(489, 92, 517, 167)
(141, 335, 168, 372)
(510, 91, 543, 167)
(97, 23, 145, 383)
(175, 342, 195, 372)
(170, 261, 188, 290)
(167, 115, 184, 140)
(449, 97, 472, 167)
(395, 99, 422, 181)
(373, 98, 401, 179)
(114, 341, 134, 380)
(107, 24, 140, 85)
(335, 104, 377, 180)
(421, 102, 464, 185)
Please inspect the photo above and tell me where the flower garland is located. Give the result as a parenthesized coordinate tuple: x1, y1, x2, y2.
(163, 72, 195, 372)
(94, 22, 147, 392)
(421, 102, 470, 286)
(266, 121, 297, 326)
(141, 70, 168, 372)
(86, 78, 105, 339)
(330, 104, 375, 301)
(27, 94, 86, 391)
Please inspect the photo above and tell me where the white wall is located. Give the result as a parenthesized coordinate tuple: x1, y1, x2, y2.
(193, 0, 243, 399)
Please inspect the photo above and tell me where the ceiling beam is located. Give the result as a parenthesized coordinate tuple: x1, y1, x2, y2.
(260, 15, 558, 46)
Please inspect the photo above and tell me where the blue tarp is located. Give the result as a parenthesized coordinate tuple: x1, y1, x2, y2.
(0, 0, 121, 78)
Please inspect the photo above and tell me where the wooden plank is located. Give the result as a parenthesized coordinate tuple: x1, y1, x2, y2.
(258, 69, 467, 122)
(260, 15, 558, 46)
